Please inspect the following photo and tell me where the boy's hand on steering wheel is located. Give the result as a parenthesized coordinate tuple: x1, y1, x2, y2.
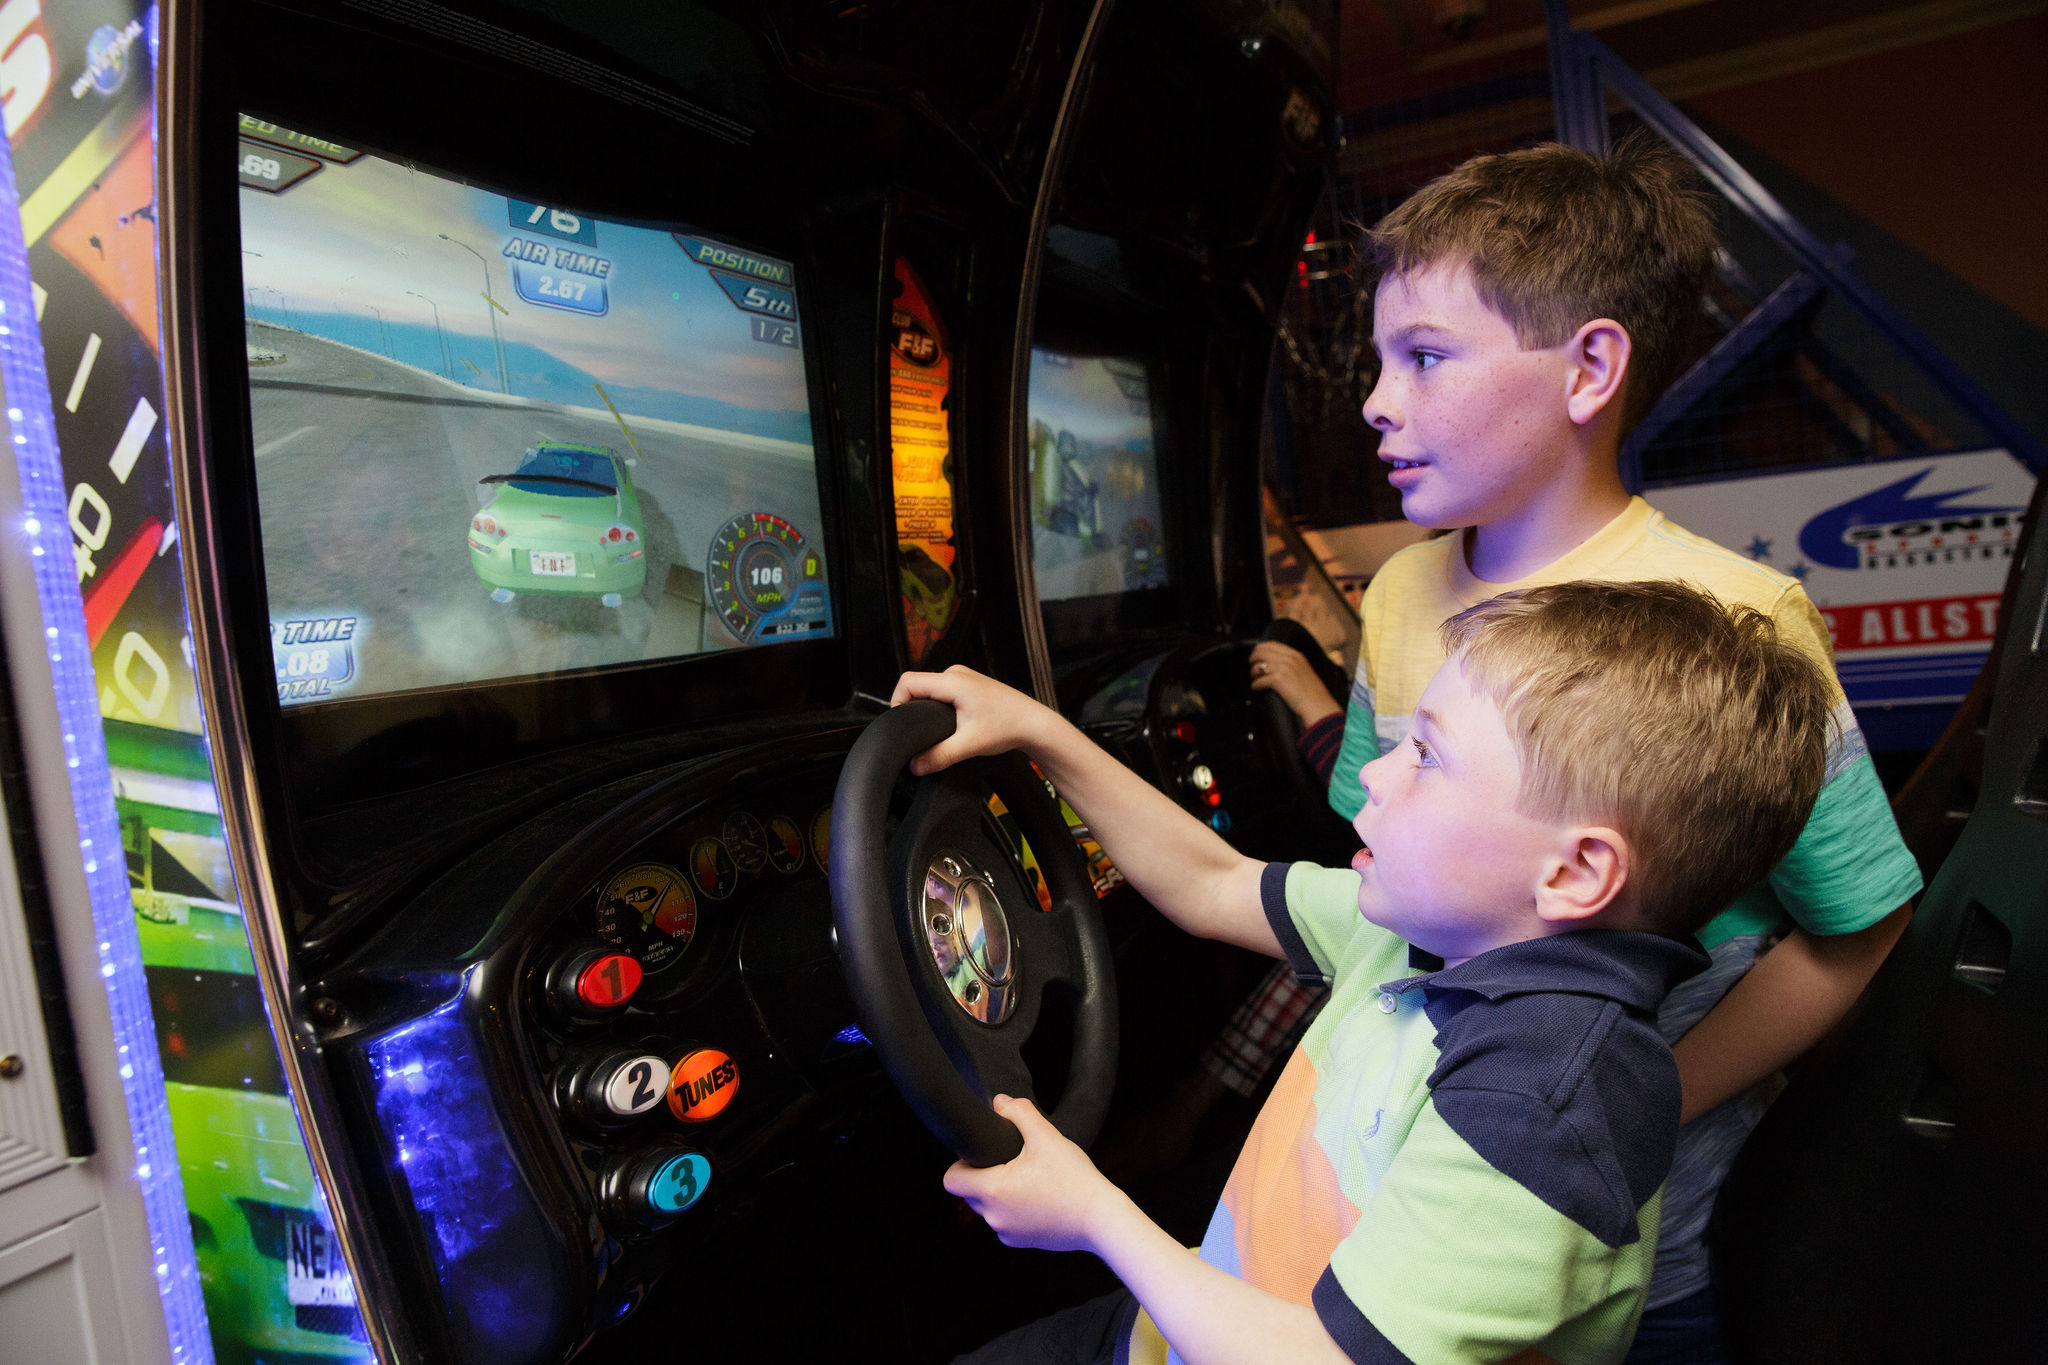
(1249, 641, 1343, 728)
(943, 1095, 1124, 1255)
(890, 666, 1059, 776)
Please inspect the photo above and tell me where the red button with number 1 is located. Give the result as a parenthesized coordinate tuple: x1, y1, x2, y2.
(576, 953, 642, 1009)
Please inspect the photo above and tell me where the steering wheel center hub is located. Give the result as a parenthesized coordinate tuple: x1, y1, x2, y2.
(922, 850, 1016, 1024)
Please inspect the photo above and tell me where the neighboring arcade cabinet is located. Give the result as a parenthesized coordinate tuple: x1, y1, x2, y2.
(0, 437, 177, 1365)
(1017, 0, 1352, 863)
(0, 17, 215, 1352)
(996, 0, 1352, 1231)
(1713, 474, 2048, 1363)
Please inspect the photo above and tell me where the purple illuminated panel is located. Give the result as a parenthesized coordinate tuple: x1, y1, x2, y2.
(362, 974, 568, 1363)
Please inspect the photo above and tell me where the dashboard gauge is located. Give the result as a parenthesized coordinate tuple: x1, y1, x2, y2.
(705, 512, 832, 644)
(690, 836, 740, 900)
(723, 811, 768, 875)
(593, 863, 698, 973)
(767, 815, 805, 874)
(809, 807, 832, 872)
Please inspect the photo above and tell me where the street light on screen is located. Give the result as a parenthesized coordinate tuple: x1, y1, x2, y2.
(406, 290, 451, 379)
(438, 232, 511, 394)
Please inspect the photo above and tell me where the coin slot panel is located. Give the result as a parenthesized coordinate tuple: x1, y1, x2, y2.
(1951, 900, 2012, 995)
(2017, 737, 2048, 821)
(1900, 1062, 1959, 1146)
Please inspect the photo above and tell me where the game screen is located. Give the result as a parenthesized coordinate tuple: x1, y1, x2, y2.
(1026, 347, 1172, 604)
(236, 117, 834, 707)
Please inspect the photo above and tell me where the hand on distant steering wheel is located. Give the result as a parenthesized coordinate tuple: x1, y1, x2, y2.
(1249, 641, 1342, 729)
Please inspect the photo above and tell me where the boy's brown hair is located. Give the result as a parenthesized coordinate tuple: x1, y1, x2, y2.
(1369, 132, 1719, 428)
(1441, 580, 1832, 937)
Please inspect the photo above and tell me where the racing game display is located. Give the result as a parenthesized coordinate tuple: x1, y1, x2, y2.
(1026, 347, 1171, 603)
(237, 117, 834, 706)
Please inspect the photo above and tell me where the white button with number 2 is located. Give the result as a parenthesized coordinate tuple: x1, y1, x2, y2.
(605, 1055, 670, 1115)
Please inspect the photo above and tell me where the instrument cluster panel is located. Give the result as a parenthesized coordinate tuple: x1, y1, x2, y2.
(524, 770, 866, 1245)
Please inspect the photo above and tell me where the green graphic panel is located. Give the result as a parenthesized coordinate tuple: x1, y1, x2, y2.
(5, 3, 372, 1358)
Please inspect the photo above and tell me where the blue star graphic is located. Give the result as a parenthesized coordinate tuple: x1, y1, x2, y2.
(1788, 560, 1812, 582)
(1745, 535, 1773, 561)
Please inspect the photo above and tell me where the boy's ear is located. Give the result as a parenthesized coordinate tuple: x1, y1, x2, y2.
(1563, 318, 1631, 428)
(1534, 825, 1630, 926)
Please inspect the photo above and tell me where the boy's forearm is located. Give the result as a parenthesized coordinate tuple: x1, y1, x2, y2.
(1088, 1192, 1351, 1365)
(1020, 710, 1276, 954)
(1671, 902, 1911, 1123)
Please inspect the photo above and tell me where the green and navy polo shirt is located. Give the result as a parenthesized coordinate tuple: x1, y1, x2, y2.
(1124, 862, 1708, 1365)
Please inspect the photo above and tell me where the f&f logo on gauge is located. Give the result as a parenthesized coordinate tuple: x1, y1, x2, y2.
(271, 614, 362, 703)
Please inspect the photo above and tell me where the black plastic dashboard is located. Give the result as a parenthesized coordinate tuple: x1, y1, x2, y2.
(316, 735, 890, 1361)
(530, 758, 865, 1220)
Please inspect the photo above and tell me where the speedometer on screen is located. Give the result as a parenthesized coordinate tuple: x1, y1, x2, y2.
(707, 512, 832, 643)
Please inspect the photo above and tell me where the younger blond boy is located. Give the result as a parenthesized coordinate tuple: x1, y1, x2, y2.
(907, 580, 1835, 1365)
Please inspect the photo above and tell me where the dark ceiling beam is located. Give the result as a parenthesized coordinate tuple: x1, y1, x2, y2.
(1337, 0, 2046, 181)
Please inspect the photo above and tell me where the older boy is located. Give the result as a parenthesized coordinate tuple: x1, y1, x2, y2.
(1250, 138, 1923, 1355)
(899, 580, 1834, 1365)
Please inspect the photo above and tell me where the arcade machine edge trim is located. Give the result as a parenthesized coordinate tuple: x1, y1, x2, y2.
(154, 4, 419, 1361)
(1006, 0, 1120, 710)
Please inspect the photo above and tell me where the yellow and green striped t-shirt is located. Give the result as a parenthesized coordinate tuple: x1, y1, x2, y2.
(1327, 497, 1921, 951)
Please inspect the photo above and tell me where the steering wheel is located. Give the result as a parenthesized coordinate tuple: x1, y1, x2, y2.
(829, 701, 1118, 1167)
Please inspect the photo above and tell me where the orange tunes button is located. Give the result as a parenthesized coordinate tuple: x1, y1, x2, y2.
(667, 1048, 739, 1123)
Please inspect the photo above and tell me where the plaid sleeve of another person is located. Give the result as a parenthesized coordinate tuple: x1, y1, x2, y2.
(1201, 960, 1328, 1098)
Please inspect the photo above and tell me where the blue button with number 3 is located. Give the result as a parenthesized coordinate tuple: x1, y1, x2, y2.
(649, 1151, 712, 1214)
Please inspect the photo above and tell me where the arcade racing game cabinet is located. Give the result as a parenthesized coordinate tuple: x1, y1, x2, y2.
(1010, 1, 1360, 1205)
(154, 1, 1339, 1361)
(1019, 4, 1356, 871)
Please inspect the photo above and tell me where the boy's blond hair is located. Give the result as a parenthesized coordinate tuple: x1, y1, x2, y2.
(1441, 581, 1831, 936)
(1370, 132, 1719, 428)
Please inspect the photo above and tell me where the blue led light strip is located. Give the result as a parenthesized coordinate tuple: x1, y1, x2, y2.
(0, 95, 213, 1365)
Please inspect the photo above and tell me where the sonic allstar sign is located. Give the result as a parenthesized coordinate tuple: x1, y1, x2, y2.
(1653, 449, 2034, 709)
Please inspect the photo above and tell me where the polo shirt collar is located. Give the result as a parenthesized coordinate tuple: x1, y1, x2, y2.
(1380, 928, 1707, 1014)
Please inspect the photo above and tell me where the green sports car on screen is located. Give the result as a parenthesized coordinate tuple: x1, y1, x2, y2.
(467, 442, 647, 607)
